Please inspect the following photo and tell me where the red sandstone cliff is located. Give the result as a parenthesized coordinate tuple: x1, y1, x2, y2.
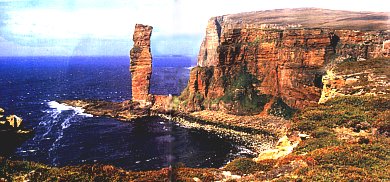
(180, 8, 390, 115)
(130, 24, 153, 107)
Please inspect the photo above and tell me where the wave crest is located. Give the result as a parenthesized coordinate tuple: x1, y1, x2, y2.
(47, 101, 93, 117)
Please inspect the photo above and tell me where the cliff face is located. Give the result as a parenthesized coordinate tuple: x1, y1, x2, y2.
(130, 24, 153, 107)
(181, 8, 390, 114)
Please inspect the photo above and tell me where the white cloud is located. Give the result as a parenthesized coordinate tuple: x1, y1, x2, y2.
(6, 9, 136, 39)
(4, 0, 390, 39)
(1, 0, 388, 56)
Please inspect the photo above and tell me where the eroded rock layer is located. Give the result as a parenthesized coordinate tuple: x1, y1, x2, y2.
(130, 24, 153, 106)
(182, 8, 390, 114)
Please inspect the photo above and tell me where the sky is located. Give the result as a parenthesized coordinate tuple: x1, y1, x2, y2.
(0, 0, 389, 56)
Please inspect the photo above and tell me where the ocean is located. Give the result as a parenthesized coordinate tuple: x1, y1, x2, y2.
(0, 56, 249, 170)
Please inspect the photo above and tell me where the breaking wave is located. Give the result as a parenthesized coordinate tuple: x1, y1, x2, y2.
(47, 101, 93, 117)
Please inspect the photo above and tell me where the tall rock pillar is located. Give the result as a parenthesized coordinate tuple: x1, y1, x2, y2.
(130, 24, 153, 107)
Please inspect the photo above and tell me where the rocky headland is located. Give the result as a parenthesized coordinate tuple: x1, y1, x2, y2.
(179, 8, 389, 115)
(4, 8, 389, 181)
(0, 108, 32, 158)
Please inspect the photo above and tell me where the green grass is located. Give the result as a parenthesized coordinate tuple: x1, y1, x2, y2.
(0, 157, 225, 181)
(294, 139, 390, 181)
(179, 65, 272, 115)
(335, 57, 390, 77)
(293, 95, 390, 155)
(295, 135, 342, 154)
(220, 66, 270, 115)
(287, 95, 390, 181)
(294, 96, 390, 135)
(268, 97, 297, 119)
(224, 158, 275, 175)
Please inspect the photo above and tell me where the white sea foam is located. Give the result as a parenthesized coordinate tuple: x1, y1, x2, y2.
(47, 101, 93, 117)
(50, 116, 74, 153)
(40, 101, 92, 158)
(60, 117, 72, 129)
(236, 146, 257, 156)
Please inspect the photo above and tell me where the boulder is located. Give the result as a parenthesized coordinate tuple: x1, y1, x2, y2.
(6, 115, 23, 128)
(0, 108, 4, 119)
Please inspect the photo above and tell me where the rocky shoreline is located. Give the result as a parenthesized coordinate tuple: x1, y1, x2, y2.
(0, 108, 33, 157)
(61, 100, 150, 121)
(61, 99, 289, 154)
(152, 113, 278, 154)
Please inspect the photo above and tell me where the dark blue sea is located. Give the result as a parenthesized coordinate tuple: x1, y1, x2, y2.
(0, 56, 250, 171)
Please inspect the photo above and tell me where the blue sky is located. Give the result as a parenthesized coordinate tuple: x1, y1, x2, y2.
(0, 0, 388, 56)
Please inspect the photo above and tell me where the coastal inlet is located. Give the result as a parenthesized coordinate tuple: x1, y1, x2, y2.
(0, 56, 253, 170)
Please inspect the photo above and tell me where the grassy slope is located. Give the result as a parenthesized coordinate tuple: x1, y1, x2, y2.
(225, 96, 389, 181)
(225, 8, 389, 30)
(0, 160, 223, 181)
(290, 96, 390, 181)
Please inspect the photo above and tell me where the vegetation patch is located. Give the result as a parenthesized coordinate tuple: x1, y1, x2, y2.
(242, 95, 390, 181)
(295, 140, 390, 181)
(174, 167, 219, 181)
(294, 95, 389, 154)
(285, 95, 390, 181)
(268, 97, 297, 119)
(0, 156, 224, 181)
(130, 45, 142, 54)
(224, 158, 275, 175)
(220, 66, 270, 115)
(295, 135, 342, 154)
(335, 57, 390, 77)
(294, 96, 390, 135)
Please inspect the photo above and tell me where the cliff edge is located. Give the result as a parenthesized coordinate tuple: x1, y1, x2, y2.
(179, 8, 390, 115)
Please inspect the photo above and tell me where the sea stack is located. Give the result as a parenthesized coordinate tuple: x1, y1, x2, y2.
(130, 24, 153, 107)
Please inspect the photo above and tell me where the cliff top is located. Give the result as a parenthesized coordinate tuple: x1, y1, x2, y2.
(217, 8, 389, 30)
